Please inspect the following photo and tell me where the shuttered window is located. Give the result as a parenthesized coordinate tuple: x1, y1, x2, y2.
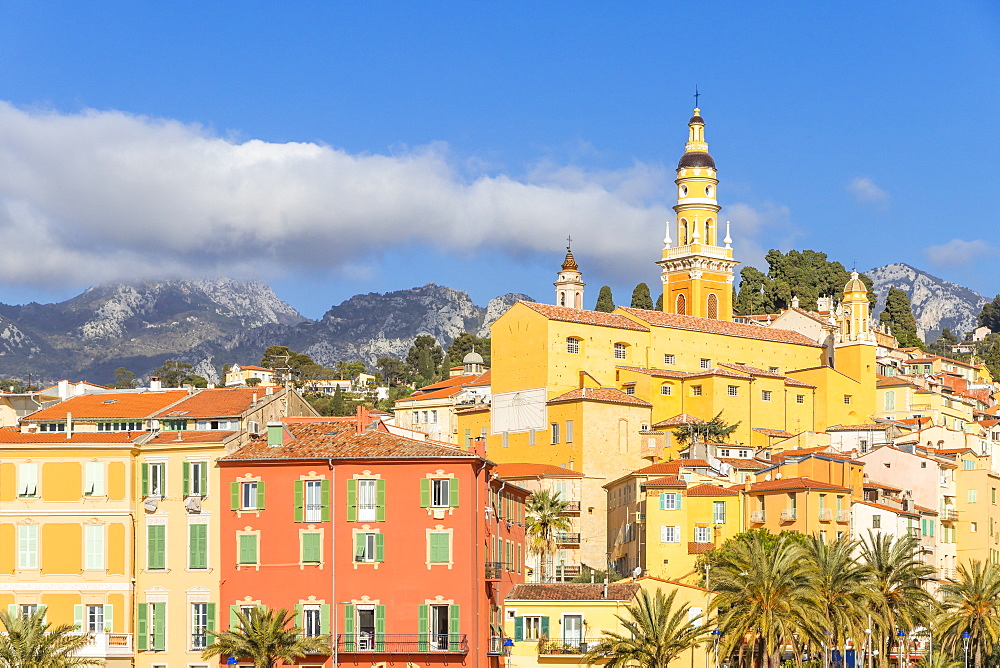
(238, 534, 259, 565)
(189, 524, 208, 569)
(428, 532, 451, 563)
(147, 525, 166, 570)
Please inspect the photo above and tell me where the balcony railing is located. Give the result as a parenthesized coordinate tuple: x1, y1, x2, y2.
(940, 509, 958, 521)
(539, 638, 605, 655)
(555, 532, 581, 545)
(488, 636, 505, 655)
(561, 501, 581, 513)
(485, 561, 507, 580)
(818, 508, 833, 521)
(750, 510, 766, 523)
(70, 633, 133, 657)
(908, 527, 921, 539)
(336, 634, 468, 653)
(780, 508, 797, 522)
(192, 632, 207, 650)
(836, 509, 851, 522)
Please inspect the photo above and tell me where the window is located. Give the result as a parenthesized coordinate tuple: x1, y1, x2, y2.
(241, 481, 259, 510)
(185, 461, 207, 497)
(413, 412, 421, 424)
(96, 421, 142, 432)
(884, 391, 896, 411)
(303, 607, 321, 637)
(768, 366, 780, 374)
(844, 395, 852, 405)
(432, 479, 451, 507)
(18, 463, 37, 497)
(523, 616, 543, 640)
(566, 420, 574, 443)
(796, 394, 805, 404)
(625, 385, 635, 395)
(872, 515, 881, 529)
(299, 480, 322, 522)
(964, 459, 975, 471)
(238, 534, 259, 565)
(659, 492, 681, 510)
(431, 410, 438, 423)
(356, 479, 379, 522)
(761, 390, 772, 402)
(614, 343, 627, 360)
(196, 420, 238, 431)
(143, 463, 165, 498)
(302, 532, 322, 563)
(993, 488, 997, 504)
(501, 432, 508, 448)
(18, 525, 38, 569)
(692, 385, 703, 396)
(84, 462, 104, 497)
(969, 489, 978, 503)
(971, 522, 978, 533)
(664, 354, 676, 365)
(660, 526, 679, 543)
(727, 385, 738, 397)
(694, 527, 711, 543)
(85, 524, 105, 570)
(713, 501, 726, 524)
(39, 422, 67, 432)
(551, 423, 560, 444)
(189, 523, 208, 569)
(147, 525, 166, 570)
(661, 384, 672, 396)
(429, 532, 451, 563)
(164, 419, 187, 431)
(85, 605, 104, 633)
(719, 448, 731, 457)
(355, 532, 384, 562)
(19, 604, 37, 618)
(192, 602, 208, 649)
(700, 358, 711, 369)
(738, 450, 749, 458)
(566, 338, 580, 354)
(563, 614, 583, 646)
(529, 430, 536, 446)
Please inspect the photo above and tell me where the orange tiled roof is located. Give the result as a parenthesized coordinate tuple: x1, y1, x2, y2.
(152, 387, 272, 418)
(220, 420, 479, 461)
(686, 483, 740, 497)
(913, 504, 938, 515)
(642, 476, 686, 488)
(688, 542, 716, 554)
(237, 365, 272, 372)
(634, 460, 708, 475)
(0, 428, 140, 444)
(652, 413, 704, 427)
(27, 391, 189, 421)
(548, 387, 652, 407)
(619, 307, 823, 347)
(520, 302, 650, 332)
(854, 500, 919, 518)
(495, 463, 582, 478)
(397, 371, 491, 403)
(718, 457, 768, 470)
(145, 430, 239, 444)
(506, 583, 640, 601)
(747, 477, 851, 492)
(864, 479, 902, 491)
(827, 423, 885, 431)
(787, 306, 836, 327)
(754, 428, 795, 438)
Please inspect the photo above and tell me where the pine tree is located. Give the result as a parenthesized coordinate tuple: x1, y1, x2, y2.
(879, 287, 923, 349)
(655, 293, 663, 311)
(595, 286, 615, 313)
(978, 295, 1000, 332)
(983, 335, 1000, 381)
(630, 283, 653, 310)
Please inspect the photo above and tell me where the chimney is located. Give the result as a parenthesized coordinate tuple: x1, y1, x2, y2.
(252, 392, 258, 406)
(266, 422, 284, 447)
(66, 412, 72, 440)
(57, 380, 69, 399)
(149, 376, 162, 391)
(355, 405, 371, 435)
(265, 386, 274, 396)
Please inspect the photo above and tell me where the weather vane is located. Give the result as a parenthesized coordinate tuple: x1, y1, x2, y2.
(694, 85, 700, 108)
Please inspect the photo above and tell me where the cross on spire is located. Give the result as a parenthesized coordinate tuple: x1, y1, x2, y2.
(694, 85, 700, 108)
(566, 235, 572, 250)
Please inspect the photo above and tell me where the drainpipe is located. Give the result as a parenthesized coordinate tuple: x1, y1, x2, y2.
(328, 458, 337, 666)
(476, 458, 489, 658)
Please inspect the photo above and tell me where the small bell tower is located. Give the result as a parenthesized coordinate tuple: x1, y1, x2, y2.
(554, 239, 585, 309)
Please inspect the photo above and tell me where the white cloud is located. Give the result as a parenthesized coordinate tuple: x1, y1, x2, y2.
(925, 238, 998, 267)
(847, 176, 890, 208)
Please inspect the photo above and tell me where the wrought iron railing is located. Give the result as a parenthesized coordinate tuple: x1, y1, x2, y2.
(836, 509, 851, 522)
(940, 508, 958, 521)
(818, 508, 833, 521)
(780, 508, 797, 522)
(488, 636, 505, 655)
(485, 561, 507, 579)
(335, 634, 468, 653)
(561, 501, 581, 513)
(554, 532, 581, 544)
(538, 637, 605, 654)
(750, 510, 766, 523)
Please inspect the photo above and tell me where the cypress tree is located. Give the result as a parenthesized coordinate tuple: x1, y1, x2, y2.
(879, 287, 923, 349)
(630, 283, 653, 310)
(655, 293, 663, 312)
(595, 286, 615, 313)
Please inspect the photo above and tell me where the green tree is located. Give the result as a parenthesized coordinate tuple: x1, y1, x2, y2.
(0, 607, 101, 667)
(631, 283, 653, 310)
(330, 386, 346, 416)
(978, 295, 1000, 333)
(525, 490, 572, 583)
(259, 346, 316, 382)
(734, 266, 770, 315)
(806, 534, 872, 658)
(655, 293, 663, 311)
(113, 366, 138, 389)
(936, 560, 1000, 668)
(245, 377, 262, 387)
(186, 374, 209, 388)
(572, 565, 624, 583)
(672, 411, 740, 447)
(595, 286, 615, 313)
(879, 287, 924, 349)
(153, 359, 194, 387)
(583, 588, 710, 668)
(202, 607, 328, 668)
(405, 335, 444, 388)
(376, 356, 408, 386)
(982, 335, 1000, 382)
(446, 332, 491, 367)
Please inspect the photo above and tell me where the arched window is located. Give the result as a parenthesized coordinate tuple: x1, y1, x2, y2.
(559, 291, 566, 306)
(566, 337, 580, 354)
(676, 294, 687, 315)
(707, 293, 719, 319)
(574, 293, 582, 309)
(614, 342, 627, 360)
(680, 219, 688, 245)
(705, 218, 715, 245)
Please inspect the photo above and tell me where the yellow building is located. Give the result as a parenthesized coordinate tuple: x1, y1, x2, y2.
(503, 578, 713, 667)
(877, 376, 978, 432)
(950, 448, 1000, 565)
(224, 364, 277, 387)
(393, 356, 490, 444)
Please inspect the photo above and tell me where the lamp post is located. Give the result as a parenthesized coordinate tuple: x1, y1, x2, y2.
(897, 630, 906, 668)
(712, 628, 721, 668)
(864, 628, 872, 668)
(962, 631, 970, 668)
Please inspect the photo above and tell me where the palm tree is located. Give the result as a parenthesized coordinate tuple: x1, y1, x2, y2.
(936, 560, 1000, 668)
(583, 588, 710, 667)
(525, 489, 572, 582)
(805, 535, 872, 662)
(202, 607, 329, 668)
(859, 532, 935, 668)
(711, 532, 820, 668)
(0, 607, 100, 668)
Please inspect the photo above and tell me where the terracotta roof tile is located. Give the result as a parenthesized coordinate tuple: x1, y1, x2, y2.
(27, 391, 189, 421)
(864, 479, 902, 491)
(145, 430, 239, 444)
(634, 460, 707, 475)
(495, 463, 582, 478)
(506, 583, 640, 602)
(619, 307, 823, 347)
(652, 413, 704, 427)
(854, 500, 919, 518)
(718, 457, 768, 470)
(152, 387, 274, 419)
(548, 387, 652, 407)
(747, 477, 852, 492)
(0, 427, 139, 444)
(520, 302, 650, 331)
(787, 306, 836, 327)
(913, 504, 938, 515)
(754, 428, 795, 438)
(616, 366, 692, 379)
(688, 542, 716, 554)
(686, 483, 740, 496)
(827, 423, 885, 432)
(236, 365, 272, 372)
(642, 475, 687, 488)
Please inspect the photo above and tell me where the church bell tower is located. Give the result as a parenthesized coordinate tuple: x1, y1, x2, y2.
(656, 106, 738, 319)
(554, 243, 585, 309)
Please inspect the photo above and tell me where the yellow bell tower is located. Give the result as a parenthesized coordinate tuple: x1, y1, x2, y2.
(656, 107, 738, 319)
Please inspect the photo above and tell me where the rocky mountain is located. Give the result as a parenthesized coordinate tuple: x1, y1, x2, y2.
(866, 263, 988, 342)
(0, 280, 531, 385)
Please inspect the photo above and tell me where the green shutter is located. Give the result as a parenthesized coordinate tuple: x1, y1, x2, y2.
(376, 479, 386, 521)
(230, 482, 240, 511)
(320, 478, 331, 522)
(6, 605, 15, 617)
(355, 532, 366, 560)
(137, 604, 148, 650)
(141, 463, 149, 497)
(676, 493, 683, 510)
(229, 605, 239, 631)
(182, 462, 190, 496)
(73, 604, 83, 631)
(375, 605, 385, 651)
(200, 464, 208, 498)
(320, 604, 330, 638)
(541, 616, 550, 637)
(420, 479, 431, 507)
(294, 604, 303, 627)
(189, 524, 207, 569)
(256, 481, 266, 510)
(514, 616, 523, 641)
(152, 602, 165, 651)
(104, 604, 114, 632)
(659, 493, 666, 510)
(449, 604, 461, 651)
(147, 525, 165, 570)
(303, 533, 321, 563)
(430, 533, 450, 563)
(293, 480, 304, 523)
(450, 478, 460, 507)
(346, 479, 357, 521)
(375, 533, 385, 562)
(206, 603, 216, 635)
(239, 534, 257, 564)
(418, 604, 429, 651)
(344, 605, 356, 651)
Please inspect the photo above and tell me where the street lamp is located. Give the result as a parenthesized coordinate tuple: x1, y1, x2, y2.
(712, 629, 721, 668)
(864, 628, 872, 668)
(897, 630, 906, 668)
(962, 631, 970, 668)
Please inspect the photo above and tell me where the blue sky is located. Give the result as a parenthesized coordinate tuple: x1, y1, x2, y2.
(1, 2, 999, 318)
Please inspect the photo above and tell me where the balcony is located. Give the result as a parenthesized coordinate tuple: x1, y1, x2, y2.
(554, 532, 581, 545)
(488, 636, 506, 656)
(941, 508, 958, 521)
(818, 508, 833, 522)
(836, 510, 851, 522)
(552, 565, 581, 581)
(561, 501, 581, 514)
(71, 633, 133, 658)
(635, 512, 646, 523)
(336, 634, 468, 654)
(485, 561, 509, 580)
(750, 510, 766, 524)
(908, 527, 921, 539)
(780, 508, 797, 523)
(538, 638, 605, 655)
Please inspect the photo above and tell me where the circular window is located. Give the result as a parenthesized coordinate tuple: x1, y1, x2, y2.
(705, 185, 714, 198)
